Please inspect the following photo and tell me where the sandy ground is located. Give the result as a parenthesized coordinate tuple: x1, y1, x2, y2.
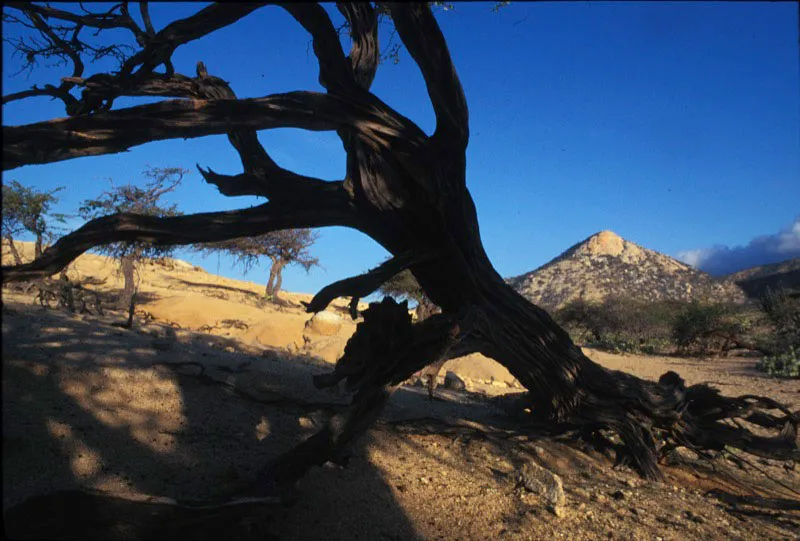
(3, 241, 799, 539)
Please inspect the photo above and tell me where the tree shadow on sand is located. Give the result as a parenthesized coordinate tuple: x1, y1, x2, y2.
(1, 301, 420, 539)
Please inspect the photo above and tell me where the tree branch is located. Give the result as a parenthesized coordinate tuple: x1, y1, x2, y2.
(139, 2, 157, 37)
(388, 3, 469, 149)
(336, 2, 380, 90)
(279, 3, 355, 93)
(4, 91, 417, 170)
(7, 2, 145, 33)
(303, 251, 434, 314)
(1, 201, 360, 283)
(118, 3, 264, 77)
(60, 65, 351, 202)
(2, 5, 85, 111)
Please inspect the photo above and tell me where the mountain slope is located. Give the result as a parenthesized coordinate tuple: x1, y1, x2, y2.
(726, 258, 800, 298)
(507, 231, 747, 311)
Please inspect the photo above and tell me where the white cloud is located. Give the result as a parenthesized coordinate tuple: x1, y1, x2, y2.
(677, 216, 800, 275)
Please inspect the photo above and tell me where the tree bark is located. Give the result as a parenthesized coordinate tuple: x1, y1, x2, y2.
(4, 237, 23, 265)
(34, 233, 43, 259)
(118, 253, 136, 311)
(265, 257, 287, 299)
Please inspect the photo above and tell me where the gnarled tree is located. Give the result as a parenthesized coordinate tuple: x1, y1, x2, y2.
(2, 2, 797, 500)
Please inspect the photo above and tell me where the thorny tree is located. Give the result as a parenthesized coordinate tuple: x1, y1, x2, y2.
(196, 229, 319, 301)
(1, 179, 65, 264)
(78, 166, 186, 313)
(2, 2, 797, 502)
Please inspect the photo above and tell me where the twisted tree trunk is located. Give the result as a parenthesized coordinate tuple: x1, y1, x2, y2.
(265, 257, 287, 299)
(4, 236, 23, 266)
(118, 253, 137, 311)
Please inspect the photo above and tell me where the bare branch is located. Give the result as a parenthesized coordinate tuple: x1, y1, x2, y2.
(4, 91, 420, 170)
(303, 251, 434, 314)
(59, 64, 347, 202)
(7, 2, 144, 33)
(119, 3, 264, 77)
(388, 3, 469, 149)
(1, 201, 360, 283)
(139, 3, 156, 36)
(2, 85, 78, 107)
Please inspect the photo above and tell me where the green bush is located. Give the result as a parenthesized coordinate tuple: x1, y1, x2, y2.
(556, 296, 682, 355)
(671, 301, 750, 357)
(759, 286, 800, 352)
(756, 347, 800, 378)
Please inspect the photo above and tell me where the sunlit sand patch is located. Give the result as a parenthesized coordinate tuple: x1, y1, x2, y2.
(58, 366, 185, 453)
(45, 418, 103, 478)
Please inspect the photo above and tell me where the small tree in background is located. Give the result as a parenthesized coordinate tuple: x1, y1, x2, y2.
(760, 286, 800, 352)
(197, 229, 319, 301)
(78, 167, 186, 315)
(671, 300, 751, 357)
(1, 180, 65, 264)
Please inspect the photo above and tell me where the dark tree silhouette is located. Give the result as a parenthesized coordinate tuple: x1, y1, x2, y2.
(196, 229, 319, 301)
(1, 180, 65, 263)
(78, 166, 186, 315)
(2, 2, 797, 504)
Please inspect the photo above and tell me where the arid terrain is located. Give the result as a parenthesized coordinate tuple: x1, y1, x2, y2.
(3, 241, 799, 540)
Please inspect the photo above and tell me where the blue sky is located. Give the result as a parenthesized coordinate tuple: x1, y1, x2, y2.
(3, 2, 799, 293)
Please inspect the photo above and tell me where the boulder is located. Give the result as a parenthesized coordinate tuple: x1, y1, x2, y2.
(443, 371, 466, 391)
(304, 311, 343, 336)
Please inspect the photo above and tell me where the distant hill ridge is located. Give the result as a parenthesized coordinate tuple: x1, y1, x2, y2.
(507, 230, 747, 311)
(725, 258, 800, 299)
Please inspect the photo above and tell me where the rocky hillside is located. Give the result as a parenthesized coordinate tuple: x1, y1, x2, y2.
(507, 231, 747, 311)
(726, 257, 800, 299)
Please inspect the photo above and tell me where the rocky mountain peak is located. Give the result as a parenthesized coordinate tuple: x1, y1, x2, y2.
(580, 230, 626, 257)
(507, 231, 746, 311)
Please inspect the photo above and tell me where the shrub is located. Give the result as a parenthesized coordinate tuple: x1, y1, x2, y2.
(556, 296, 682, 355)
(759, 286, 800, 352)
(671, 301, 749, 357)
(756, 347, 800, 378)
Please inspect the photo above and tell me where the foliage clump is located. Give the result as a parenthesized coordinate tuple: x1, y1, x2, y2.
(555, 296, 681, 355)
(756, 348, 800, 378)
(1, 180, 65, 263)
(671, 300, 751, 357)
(195, 229, 319, 301)
(78, 167, 186, 313)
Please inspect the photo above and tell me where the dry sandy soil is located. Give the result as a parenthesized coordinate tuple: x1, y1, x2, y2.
(2, 241, 799, 539)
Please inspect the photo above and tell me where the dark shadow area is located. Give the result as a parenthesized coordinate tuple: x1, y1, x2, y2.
(1, 300, 420, 539)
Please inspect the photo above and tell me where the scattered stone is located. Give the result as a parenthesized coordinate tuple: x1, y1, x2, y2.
(443, 371, 466, 391)
(515, 460, 566, 516)
(611, 489, 628, 501)
(298, 417, 316, 430)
